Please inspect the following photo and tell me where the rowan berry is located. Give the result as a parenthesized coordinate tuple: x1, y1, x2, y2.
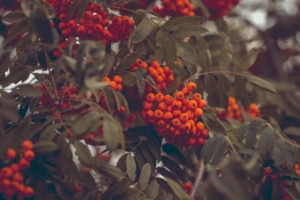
(175, 91, 184, 101)
(179, 113, 189, 122)
(18, 158, 30, 169)
(76, 26, 86, 34)
(196, 122, 205, 131)
(172, 100, 183, 109)
(113, 76, 122, 84)
(58, 22, 67, 30)
(157, 120, 166, 127)
(187, 82, 196, 91)
(1, 167, 13, 178)
(140, 62, 148, 68)
(22, 140, 33, 150)
(187, 138, 195, 146)
(172, 109, 181, 118)
(110, 81, 117, 90)
(155, 94, 164, 102)
(228, 96, 236, 105)
(24, 150, 35, 162)
(68, 20, 77, 30)
(192, 93, 202, 102)
(117, 84, 123, 92)
(199, 100, 207, 109)
(164, 95, 174, 105)
(143, 101, 153, 111)
(171, 118, 181, 127)
(194, 108, 203, 118)
(154, 110, 164, 119)
(6, 148, 16, 159)
(201, 129, 209, 138)
(103, 77, 110, 82)
(187, 100, 197, 110)
(146, 93, 155, 102)
(24, 186, 34, 198)
(13, 172, 23, 183)
(62, 28, 72, 37)
(163, 112, 173, 121)
(10, 164, 19, 173)
(59, 13, 66, 21)
(158, 102, 167, 111)
(195, 137, 205, 145)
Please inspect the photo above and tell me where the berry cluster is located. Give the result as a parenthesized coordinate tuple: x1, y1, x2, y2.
(182, 182, 193, 195)
(45, 0, 134, 58)
(141, 82, 208, 147)
(217, 97, 260, 122)
(153, 0, 195, 17)
(103, 75, 123, 92)
(0, 141, 35, 200)
(200, 0, 240, 20)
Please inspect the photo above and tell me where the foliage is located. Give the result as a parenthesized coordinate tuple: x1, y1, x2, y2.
(0, 0, 300, 200)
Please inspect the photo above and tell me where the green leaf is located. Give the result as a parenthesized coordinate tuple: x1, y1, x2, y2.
(155, 43, 166, 62)
(204, 75, 219, 107)
(103, 119, 120, 151)
(201, 135, 227, 165)
(67, 0, 80, 21)
(175, 41, 197, 64)
(33, 141, 60, 154)
(162, 144, 187, 166)
(39, 124, 61, 142)
(165, 178, 194, 200)
(122, 72, 137, 87)
(202, 106, 226, 135)
(119, 54, 140, 72)
(156, 194, 173, 200)
(172, 26, 208, 38)
(13, 84, 42, 97)
(283, 127, 300, 136)
(284, 185, 300, 199)
(126, 154, 137, 181)
(190, 77, 204, 96)
(73, 140, 94, 167)
(2, 66, 31, 87)
(0, 51, 11, 77)
(4, 19, 29, 45)
(218, 74, 230, 95)
(156, 167, 179, 182)
(135, 68, 147, 97)
(139, 163, 151, 190)
(102, 180, 131, 199)
(163, 16, 206, 31)
(173, 65, 190, 80)
(245, 119, 265, 148)
(219, 37, 233, 70)
(235, 48, 258, 71)
(273, 138, 297, 169)
(97, 163, 125, 180)
(2, 12, 26, 23)
(235, 75, 250, 109)
(165, 39, 176, 69)
(215, 18, 228, 33)
(246, 75, 276, 93)
(140, 142, 156, 173)
(101, 87, 115, 115)
(161, 156, 185, 182)
(76, 0, 89, 22)
(134, 146, 147, 169)
(146, 75, 159, 92)
(131, 17, 154, 43)
(237, 122, 250, 142)
(147, 179, 159, 199)
(156, 29, 169, 46)
(146, 132, 162, 162)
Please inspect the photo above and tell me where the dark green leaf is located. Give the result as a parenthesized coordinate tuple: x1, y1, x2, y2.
(261, 176, 272, 200)
(101, 87, 115, 115)
(73, 140, 94, 167)
(201, 135, 228, 165)
(131, 17, 154, 43)
(13, 84, 42, 97)
(235, 48, 258, 72)
(156, 178, 175, 196)
(175, 41, 197, 64)
(215, 18, 228, 33)
(237, 122, 250, 142)
(4, 19, 29, 45)
(97, 163, 125, 180)
(140, 142, 156, 173)
(235, 75, 250, 109)
(102, 180, 130, 199)
(147, 180, 159, 199)
(204, 75, 219, 107)
(161, 156, 185, 182)
(156, 167, 179, 182)
(190, 77, 204, 96)
(271, 180, 281, 200)
(173, 65, 189, 80)
(122, 72, 137, 87)
(76, 0, 89, 21)
(146, 133, 162, 163)
(0, 51, 11, 77)
(155, 43, 166, 62)
(0, 106, 19, 123)
(146, 75, 159, 92)
(2, 66, 31, 87)
(202, 106, 226, 135)
(218, 74, 230, 95)
(117, 153, 128, 173)
(136, 68, 147, 97)
(245, 119, 265, 148)
(134, 146, 147, 169)
(33, 141, 59, 154)
(139, 163, 151, 190)
(283, 127, 300, 136)
(126, 154, 137, 181)
(165, 178, 194, 200)
(156, 194, 173, 200)
(39, 124, 61, 141)
(67, 0, 80, 21)
(165, 39, 176, 69)
(273, 138, 297, 169)
(2, 12, 26, 23)
(246, 75, 276, 93)
(162, 143, 187, 166)
(119, 54, 140, 72)
(163, 16, 206, 31)
(172, 26, 208, 38)
(156, 29, 169, 46)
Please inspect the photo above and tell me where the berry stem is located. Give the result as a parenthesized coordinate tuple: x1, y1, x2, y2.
(191, 159, 204, 197)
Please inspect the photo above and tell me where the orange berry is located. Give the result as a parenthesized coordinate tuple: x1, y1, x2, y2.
(119, 106, 125, 114)
(194, 108, 203, 118)
(171, 118, 181, 127)
(149, 68, 158, 77)
(22, 140, 33, 150)
(172, 100, 182, 109)
(2, 179, 11, 187)
(146, 110, 154, 118)
(179, 113, 189, 122)
(166, 105, 173, 112)
(75, 184, 81, 194)
(164, 95, 174, 105)
(181, 105, 187, 113)
(103, 77, 110, 82)
(196, 122, 205, 131)
(157, 120, 166, 127)
(10, 164, 19, 173)
(175, 91, 184, 101)
(192, 93, 202, 103)
(187, 138, 195, 146)
(141, 110, 146, 119)
(24, 150, 35, 161)
(195, 137, 205, 145)
(187, 82, 196, 91)
(129, 113, 136, 123)
(228, 97, 236, 105)
(24, 186, 34, 198)
(199, 100, 207, 108)
(187, 100, 198, 110)
(186, 110, 194, 119)
(13, 172, 23, 183)
(140, 62, 148, 68)
(201, 129, 209, 138)
(155, 94, 164, 102)
(146, 93, 155, 102)
(143, 101, 153, 111)
(154, 110, 164, 119)
(172, 109, 181, 118)
(163, 112, 173, 121)
(117, 84, 123, 91)
(163, 66, 172, 75)
(182, 87, 190, 96)
(6, 148, 16, 159)
(1, 167, 13, 179)
(158, 102, 167, 111)
(157, 67, 164, 75)
(110, 81, 117, 90)
(155, 75, 163, 83)
(151, 61, 160, 68)
(174, 129, 181, 136)
(18, 158, 30, 169)
(113, 76, 122, 84)
(167, 75, 174, 83)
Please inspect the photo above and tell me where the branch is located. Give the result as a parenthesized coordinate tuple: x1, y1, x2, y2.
(191, 159, 205, 197)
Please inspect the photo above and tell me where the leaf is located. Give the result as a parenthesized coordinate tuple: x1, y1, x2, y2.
(235, 48, 258, 72)
(261, 176, 272, 200)
(201, 135, 227, 165)
(219, 37, 233, 70)
(215, 18, 228, 33)
(146, 75, 159, 92)
(161, 156, 185, 182)
(147, 180, 159, 199)
(156, 29, 169, 46)
(2, 66, 31, 87)
(283, 127, 300, 136)
(218, 74, 230, 95)
(140, 142, 156, 173)
(162, 143, 187, 166)
(2, 12, 26, 23)
(126, 154, 137, 181)
(165, 39, 176, 69)
(33, 141, 60, 154)
(0, 105, 19, 123)
(173, 65, 189, 80)
(134, 146, 147, 169)
(246, 75, 276, 93)
(172, 26, 208, 38)
(76, 0, 89, 22)
(175, 41, 197, 64)
(13, 84, 42, 97)
(271, 180, 281, 200)
(102, 180, 130, 199)
(39, 124, 61, 141)
(117, 153, 128, 173)
(4, 19, 29, 45)
(273, 138, 297, 169)
(283, 185, 300, 199)
(103, 119, 120, 151)
(135, 68, 147, 97)
(202, 106, 226, 135)
(97, 163, 125, 180)
(73, 140, 94, 167)
(101, 87, 115, 115)
(245, 119, 265, 148)
(235, 75, 250, 109)
(30, 7, 53, 44)
(204, 75, 219, 107)
(190, 77, 204, 96)
(237, 122, 250, 142)
(0, 51, 11, 77)
(72, 111, 101, 136)
(163, 16, 206, 31)
(155, 43, 166, 62)
(146, 132, 162, 162)
(165, 178, 194, 200)
(131, 17, 154, 43)
(67, 0, 81, 21)
(119, 54, 140, 72)
(122, 72, 137, 87)
(139, 163, 151, 190)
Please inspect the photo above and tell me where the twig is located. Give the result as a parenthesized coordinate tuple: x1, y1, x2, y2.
(191, 159, 205, 197)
